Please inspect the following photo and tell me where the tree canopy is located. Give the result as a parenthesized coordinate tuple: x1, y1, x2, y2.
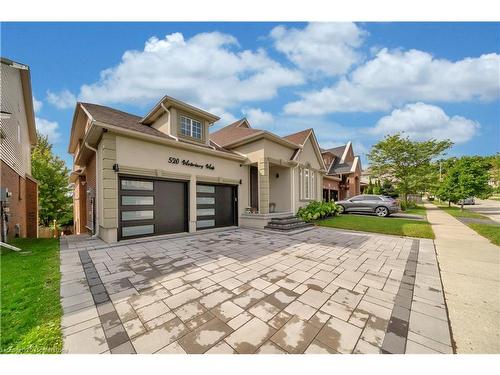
(437, 156, 493, 208)
(31, 133, 72, 227)
(367, 134, 453, 202)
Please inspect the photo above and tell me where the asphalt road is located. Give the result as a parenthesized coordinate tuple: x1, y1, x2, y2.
(464, 198, 500, 224)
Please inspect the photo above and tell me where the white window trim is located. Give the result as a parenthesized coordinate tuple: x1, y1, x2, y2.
(300, 167, 317, 201)
(180, 115, 202, 140)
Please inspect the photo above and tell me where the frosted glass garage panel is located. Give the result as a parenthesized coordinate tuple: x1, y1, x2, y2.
(121, 196, 154, 205)
(122, 225, 154, 237)
(197, 219, 215, 228)
(197, 208, 215, 216)
(196, 197, 215, 205)
(121, 180, 153, 191)
(121, 210, 154, 221)
(196, 185, 215, 193)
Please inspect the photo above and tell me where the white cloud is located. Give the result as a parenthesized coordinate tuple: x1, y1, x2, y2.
(208, 107, 238, 129)
(47, 89, 77, 109)
(284, 49, 500, 115)
(242, 107, 274, 126)
(270, 22, 366, 77)
(36, 117, 61, 143)
(76, 32, 303, 110)
(32, 96, 42, 112)
(372, 102, 480, 143)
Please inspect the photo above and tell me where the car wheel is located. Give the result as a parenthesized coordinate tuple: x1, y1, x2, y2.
(375, 206, 389, 217)
(337, 205, 345, 214)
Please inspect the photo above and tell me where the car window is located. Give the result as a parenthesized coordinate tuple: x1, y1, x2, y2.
(353, 196, 373, 201)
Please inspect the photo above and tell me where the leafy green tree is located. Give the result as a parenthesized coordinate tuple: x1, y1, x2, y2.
(487, 153, 500, 192)
(368, 134, 453, 203)
(372, 180, 382, 195)
(437, 156, 493, 209)
(380, 179, 399, 198)
(31, 133, 73, 228)
(365, 178, 374, 194)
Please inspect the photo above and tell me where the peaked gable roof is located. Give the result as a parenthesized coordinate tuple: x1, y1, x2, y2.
(283, 128, 312, 146)
(323, 144, 346, 158)
(209, 118, 299, 149)
(289, 128, 326, 171)
(210, 118, 263, 147)
(72, 102, 236, 155)
(80, 103, 172, 141)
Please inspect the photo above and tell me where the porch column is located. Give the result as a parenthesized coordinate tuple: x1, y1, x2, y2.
(258, 158, 269, 214)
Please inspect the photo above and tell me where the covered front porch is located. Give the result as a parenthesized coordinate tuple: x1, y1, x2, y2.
(241, 158, 295, 228)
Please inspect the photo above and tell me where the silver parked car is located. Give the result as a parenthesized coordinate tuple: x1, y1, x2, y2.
(459, 197, 475, 205)
(336, 195, 400, 217)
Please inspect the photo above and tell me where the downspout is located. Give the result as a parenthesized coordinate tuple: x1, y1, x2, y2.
(84, 141, 99, 239)
(160, 103, 179, 141)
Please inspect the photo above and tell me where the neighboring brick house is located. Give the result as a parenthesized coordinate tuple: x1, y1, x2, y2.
(0, 57, 38, 240)
(321, 141, 362, 201)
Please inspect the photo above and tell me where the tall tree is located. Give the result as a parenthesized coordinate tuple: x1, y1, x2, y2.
(368, 134, 452, 203)
(487, 153, 500, 191)
(437, 156, 493, 209)
(31, 133, 72, 228)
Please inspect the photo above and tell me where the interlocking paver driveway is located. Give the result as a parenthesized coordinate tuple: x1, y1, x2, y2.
(60, 228, 453, 354)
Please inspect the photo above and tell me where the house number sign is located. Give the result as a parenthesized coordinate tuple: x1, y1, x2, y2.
(168, 157, 215, 170)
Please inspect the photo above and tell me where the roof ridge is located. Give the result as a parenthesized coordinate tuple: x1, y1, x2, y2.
(80, 102, 142, 119)
(284, 128, 312, 137)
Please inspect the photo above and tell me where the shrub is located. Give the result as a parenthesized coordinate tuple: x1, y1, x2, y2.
(400, 200, 417, 211)
(297, 200, 339, 222)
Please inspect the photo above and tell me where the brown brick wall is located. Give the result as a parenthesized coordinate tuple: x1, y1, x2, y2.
(1, 160, 26, 239)
(25, 176, 38, 237)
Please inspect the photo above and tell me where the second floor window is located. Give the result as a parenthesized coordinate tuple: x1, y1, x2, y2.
(180, 116, 202, 140)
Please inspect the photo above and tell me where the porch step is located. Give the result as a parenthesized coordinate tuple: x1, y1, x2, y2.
(264, 215, 314, 232)
(269, 216, 304, 225)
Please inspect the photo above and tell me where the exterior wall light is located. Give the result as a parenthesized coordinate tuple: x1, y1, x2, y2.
(113, 163, 120, 172)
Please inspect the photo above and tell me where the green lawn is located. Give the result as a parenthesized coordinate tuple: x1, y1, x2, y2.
(468, 224, 500, 246)
(0, 238, 62, 354)
(317, 214, 435, 239)
(436, 203, 487, 219)
(402, 205, 427, 217)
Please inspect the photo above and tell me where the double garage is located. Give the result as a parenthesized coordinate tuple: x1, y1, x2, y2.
(117, 176, 237, 240)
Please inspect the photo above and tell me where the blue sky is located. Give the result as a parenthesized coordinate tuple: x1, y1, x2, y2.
(2, 22, 499, 167)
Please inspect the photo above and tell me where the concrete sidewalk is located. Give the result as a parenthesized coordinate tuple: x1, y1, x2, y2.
(425, 204, 500, 353)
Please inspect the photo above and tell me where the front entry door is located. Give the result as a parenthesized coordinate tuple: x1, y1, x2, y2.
(250, 166, 259, 210)
(323, 189, 330, 201)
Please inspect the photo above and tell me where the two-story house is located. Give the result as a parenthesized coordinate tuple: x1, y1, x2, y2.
(0, 57, 38, 240)
(321, 142, 362, 201)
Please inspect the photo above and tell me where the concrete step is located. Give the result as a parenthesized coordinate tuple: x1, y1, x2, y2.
(269, 217, 303, 225)
(264, 221, 314, 231)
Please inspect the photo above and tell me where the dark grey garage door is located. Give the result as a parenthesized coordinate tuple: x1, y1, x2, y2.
(118, 176, 188, 240)
(196, 184, 237, 230)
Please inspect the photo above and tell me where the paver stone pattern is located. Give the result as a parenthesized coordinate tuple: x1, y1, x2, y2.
(60, 228, 452, 354)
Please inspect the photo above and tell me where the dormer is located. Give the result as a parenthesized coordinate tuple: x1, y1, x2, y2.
(140, 95, 220, 146)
